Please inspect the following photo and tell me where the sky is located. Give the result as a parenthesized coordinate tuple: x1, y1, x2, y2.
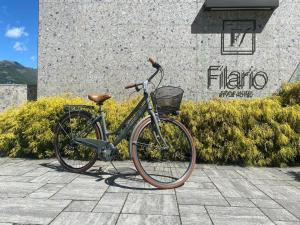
(0, 0, 38, 69)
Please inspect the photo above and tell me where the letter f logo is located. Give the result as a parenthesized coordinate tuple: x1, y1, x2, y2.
(230, 28, 251, 47)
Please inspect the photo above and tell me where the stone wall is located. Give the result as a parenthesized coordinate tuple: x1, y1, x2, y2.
(38, 0, 300, 101)
(0, 84, 27, 112)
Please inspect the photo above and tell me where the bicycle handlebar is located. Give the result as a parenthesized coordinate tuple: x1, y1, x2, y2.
(125, 83, 142, 89)
(124, 57, 161, 90)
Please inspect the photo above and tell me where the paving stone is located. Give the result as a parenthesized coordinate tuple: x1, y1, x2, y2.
(189, 169, 207, 177)
(50, 212, 118, 225)
(0, 181, 44, 198)
(29, 184, 65, 199)
(235, 168, 277, 180)
(179, 205, 207, 215)
(206, 206, 274, 225)
(0, 159, 24, 168)
(212, 178, 268, 199)
(251, 198, 282, 208)
(257, 185, 300, 201)
(93, 193, 127, 213)
(122, 193, 178, 215)
(187, 175, 211, 183)
(178, 182, 215, 189)
(226, 197, 255, 207)
(288, 181, 300, 188)
(181, 213, 213, 225)
(23, 167, 51, 177)
(0, 157, 9, 164)
(176, 189, 229, 206)
(276, 200, 300, 220)
(250, 179, 296, 186)
(0, 165, 37, 176)
(179, 205, 213, 224)
(65, 200, 98, 212)
(30, 171, 79, 184)
(51, 181, 107, 201)
(0, 198, 71, 224)
(204, 168, 243, 179)
(0, 175, 35, 182)
(116, 214, 181, 225)
(275, 222, 300, 225)
(260, 208, 299, 222)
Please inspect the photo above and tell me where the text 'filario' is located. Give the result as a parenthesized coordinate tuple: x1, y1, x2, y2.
(207, 66, 268, 90)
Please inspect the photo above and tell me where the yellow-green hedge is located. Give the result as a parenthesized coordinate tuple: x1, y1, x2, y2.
(0, 83, 300, 166)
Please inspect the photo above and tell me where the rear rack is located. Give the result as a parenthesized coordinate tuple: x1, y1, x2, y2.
(63, 104, 95, 112)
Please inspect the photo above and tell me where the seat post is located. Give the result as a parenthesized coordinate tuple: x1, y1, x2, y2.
(97, 103, 103, 113)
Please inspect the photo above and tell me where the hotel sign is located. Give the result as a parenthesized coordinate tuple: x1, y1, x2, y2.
(207, 66, 269, 98)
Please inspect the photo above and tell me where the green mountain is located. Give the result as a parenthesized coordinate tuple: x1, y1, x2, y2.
(0, 60, 37, 85)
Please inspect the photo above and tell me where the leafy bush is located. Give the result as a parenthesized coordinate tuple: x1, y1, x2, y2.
(180, 97, 300, 166)
(278, 81, 300, 106)
(0, 82, 300, 166)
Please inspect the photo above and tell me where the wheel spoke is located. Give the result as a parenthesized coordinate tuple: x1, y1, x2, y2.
(58, 122, 72, 140)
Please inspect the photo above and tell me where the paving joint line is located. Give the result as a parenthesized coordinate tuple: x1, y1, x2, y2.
(202, 168, 231, 206)
(204, 205, 215, 225)
(246, 175, 300, 221)
(46, 199, 73, 225)
(174, 188, 183, 225)
(91, 185, 110, 212)
(47, 183, 69, 200)
(25, 182, 50, 198)
(114, 192, 129, 225)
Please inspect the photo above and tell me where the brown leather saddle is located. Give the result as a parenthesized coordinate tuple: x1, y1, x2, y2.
(88, 93, 112, 104)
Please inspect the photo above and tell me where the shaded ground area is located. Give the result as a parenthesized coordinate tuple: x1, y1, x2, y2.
(0, 158, 299, 225)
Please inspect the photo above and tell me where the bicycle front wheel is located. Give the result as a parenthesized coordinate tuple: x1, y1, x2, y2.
(131, 116, 196, 189)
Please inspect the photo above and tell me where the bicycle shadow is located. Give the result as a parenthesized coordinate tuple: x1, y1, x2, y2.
(286, 171, 300, 182)
(40, 162, 159, 191)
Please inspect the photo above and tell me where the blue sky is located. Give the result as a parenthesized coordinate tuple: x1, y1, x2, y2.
(0, 0, 38, 68)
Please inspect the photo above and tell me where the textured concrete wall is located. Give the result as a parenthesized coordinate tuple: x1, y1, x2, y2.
(0, 84, 27, 112)
(38, 0, 300, 101)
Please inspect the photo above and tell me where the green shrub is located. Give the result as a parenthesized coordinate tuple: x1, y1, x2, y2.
(180, 98, 300, 166)
(278, 81, 300, 106)
(0, 95, 93, 158)
(0, 95, 140, 159)
(0, 83, 300, 166)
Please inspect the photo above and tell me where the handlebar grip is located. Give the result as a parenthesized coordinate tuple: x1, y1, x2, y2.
(148, 57, 156, 65)
(125, 83, 137, 89)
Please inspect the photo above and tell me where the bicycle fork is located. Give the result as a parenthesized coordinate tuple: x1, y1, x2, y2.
(149, 111, 169, 151)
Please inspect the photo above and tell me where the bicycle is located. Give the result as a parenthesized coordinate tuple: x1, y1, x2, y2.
(53, 58, 196, 189)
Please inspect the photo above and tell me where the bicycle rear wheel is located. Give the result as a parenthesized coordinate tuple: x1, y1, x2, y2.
(53, 110, 101, 173)
(131, 116, 196, 189)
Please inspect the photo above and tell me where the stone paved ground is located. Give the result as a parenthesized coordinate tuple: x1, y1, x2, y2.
(0, 158, 299, 225)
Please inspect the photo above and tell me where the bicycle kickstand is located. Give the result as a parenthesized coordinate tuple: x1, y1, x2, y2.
(110, 160, 119, 174)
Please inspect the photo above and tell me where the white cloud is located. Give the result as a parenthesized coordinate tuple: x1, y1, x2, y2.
(5, 26, 28, 38)
(30, 56, 36, 61)
(13, 42, 27, 52)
